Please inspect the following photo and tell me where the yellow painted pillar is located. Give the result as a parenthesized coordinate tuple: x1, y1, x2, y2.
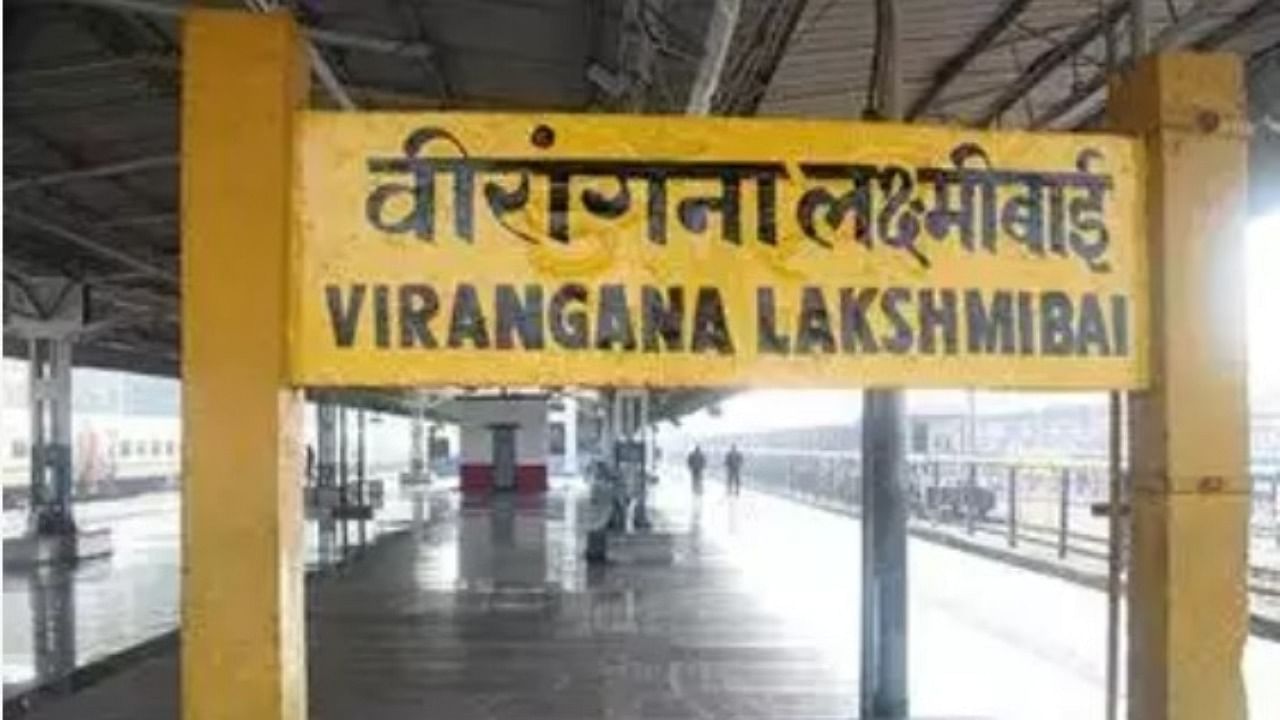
(1110, 54, 1250, 720)
(181, 10, 308, 720)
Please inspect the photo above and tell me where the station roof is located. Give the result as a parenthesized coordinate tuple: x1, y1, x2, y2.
(4, 0, 1278, 418)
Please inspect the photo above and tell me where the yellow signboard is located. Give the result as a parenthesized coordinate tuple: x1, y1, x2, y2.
(292, 112, 1145, 389)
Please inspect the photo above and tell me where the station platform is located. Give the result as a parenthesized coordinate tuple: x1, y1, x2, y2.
(3, 483, 425, 700)
(10, 479, 1280, 720)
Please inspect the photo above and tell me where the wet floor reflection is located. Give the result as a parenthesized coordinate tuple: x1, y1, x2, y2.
(31, 566, 75, 692)
(308, 482, 851, 720)
(9, 479, 1279, 719)
(655, 475, 1280, 720)
(3, 492, 180, 697)
(3, 479, 447, 698)
(15, 564, 77, 694)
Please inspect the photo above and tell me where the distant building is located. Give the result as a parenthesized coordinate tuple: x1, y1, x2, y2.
(670, 400, 1280, 468)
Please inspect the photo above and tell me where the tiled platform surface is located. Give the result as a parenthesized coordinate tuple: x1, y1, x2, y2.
(4, 482, 433, 698)
(16, 480, 1280, 720)
(4, 493, 181, 695)
(18, 485, 860, 719)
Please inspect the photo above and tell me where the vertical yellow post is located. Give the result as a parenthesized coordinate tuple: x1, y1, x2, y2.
(1110, 54, 1250, 720)
(181, 10, 308, 720)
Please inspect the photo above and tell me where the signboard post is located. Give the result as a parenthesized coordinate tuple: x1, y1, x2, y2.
(182, 11, 308, 720)
(1110, 53, 1250, 720)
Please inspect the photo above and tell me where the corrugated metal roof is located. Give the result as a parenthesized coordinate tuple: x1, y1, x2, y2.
(758, 0, 1272, 124)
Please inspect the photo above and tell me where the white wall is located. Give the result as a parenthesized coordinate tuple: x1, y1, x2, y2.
(454, 397, 548, 466)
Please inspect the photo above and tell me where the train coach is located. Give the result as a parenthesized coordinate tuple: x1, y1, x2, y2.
(1, 410, 180, 509)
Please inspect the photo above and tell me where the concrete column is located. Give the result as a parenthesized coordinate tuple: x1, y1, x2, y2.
(564, 396, 579, 475)
(1110, 53, 1250, 720)
(28, 337, 75, 536)
(1006, 466, 1017, 548)
(314, 399, 338, 561)
(1058, 468, 1071, 559)
(316, 401, 337, 489)
(613, 389, 651, 529)
(357, 409, 368, 546)
(600, 389, 616, 465)
(410, 405, 426, 479)
(357, 410, 367, 490)
(181, 10, 308, 720)
(338, 405, 348, 551)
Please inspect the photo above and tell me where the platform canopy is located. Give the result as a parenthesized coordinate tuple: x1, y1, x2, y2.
(4, 0, 1278, 417)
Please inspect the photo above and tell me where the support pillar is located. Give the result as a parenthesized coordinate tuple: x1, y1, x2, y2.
(316, 401, 337, 489)
(3, 276, 89, 542)
(1006, 466, 1017, 548)
(1058, 468, 1071, 559)
(4, 276, 115, 568)
(613, 389, 651, 530)
(357, 409, 368, 547)
(400, 398, 430, 491)
(965, 461, 977, 535)
(861, 0, 908, 716)
(182, 10, 307, 720)
(28, 336, 75, 537)
(1110, 53, 1250, 720)
(564, 395, 579, 476)
(410, 405, 427, 479)
(338, 405, 349, 553)
(860, 390, 908, 719)
(314, 400, 338, 560)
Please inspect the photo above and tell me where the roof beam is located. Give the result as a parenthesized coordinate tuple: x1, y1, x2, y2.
(5, 53, 177, 83)
(51, 0, 435, 60)
(1034, 0, 1276, 129)
(618, 0, 656, 110)
(97, 211, 177, 229)
(69, 2, 180, 99)
(976, 1, 1128, 127)
(5, 154, 177, 193)
(387, 0, 452, 102)
(686, 0, 740, 114)
(6, 209, 177, 285)
(714, 0, 809, 115)
(1191, 0, 1279, 50)
(906, 0, 1033, 120)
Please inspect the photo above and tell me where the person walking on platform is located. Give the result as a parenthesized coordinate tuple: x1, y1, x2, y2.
(687, 445, 707, 496)
(725, 445, 744, 496)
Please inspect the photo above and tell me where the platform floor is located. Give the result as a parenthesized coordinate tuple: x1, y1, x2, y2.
(14, 481, 1280, 719)
(2, 478, 445, 697)
(3, 493, 181, 694)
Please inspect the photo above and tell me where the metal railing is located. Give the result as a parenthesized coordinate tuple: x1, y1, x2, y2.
(705, 447, 1280, 577)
